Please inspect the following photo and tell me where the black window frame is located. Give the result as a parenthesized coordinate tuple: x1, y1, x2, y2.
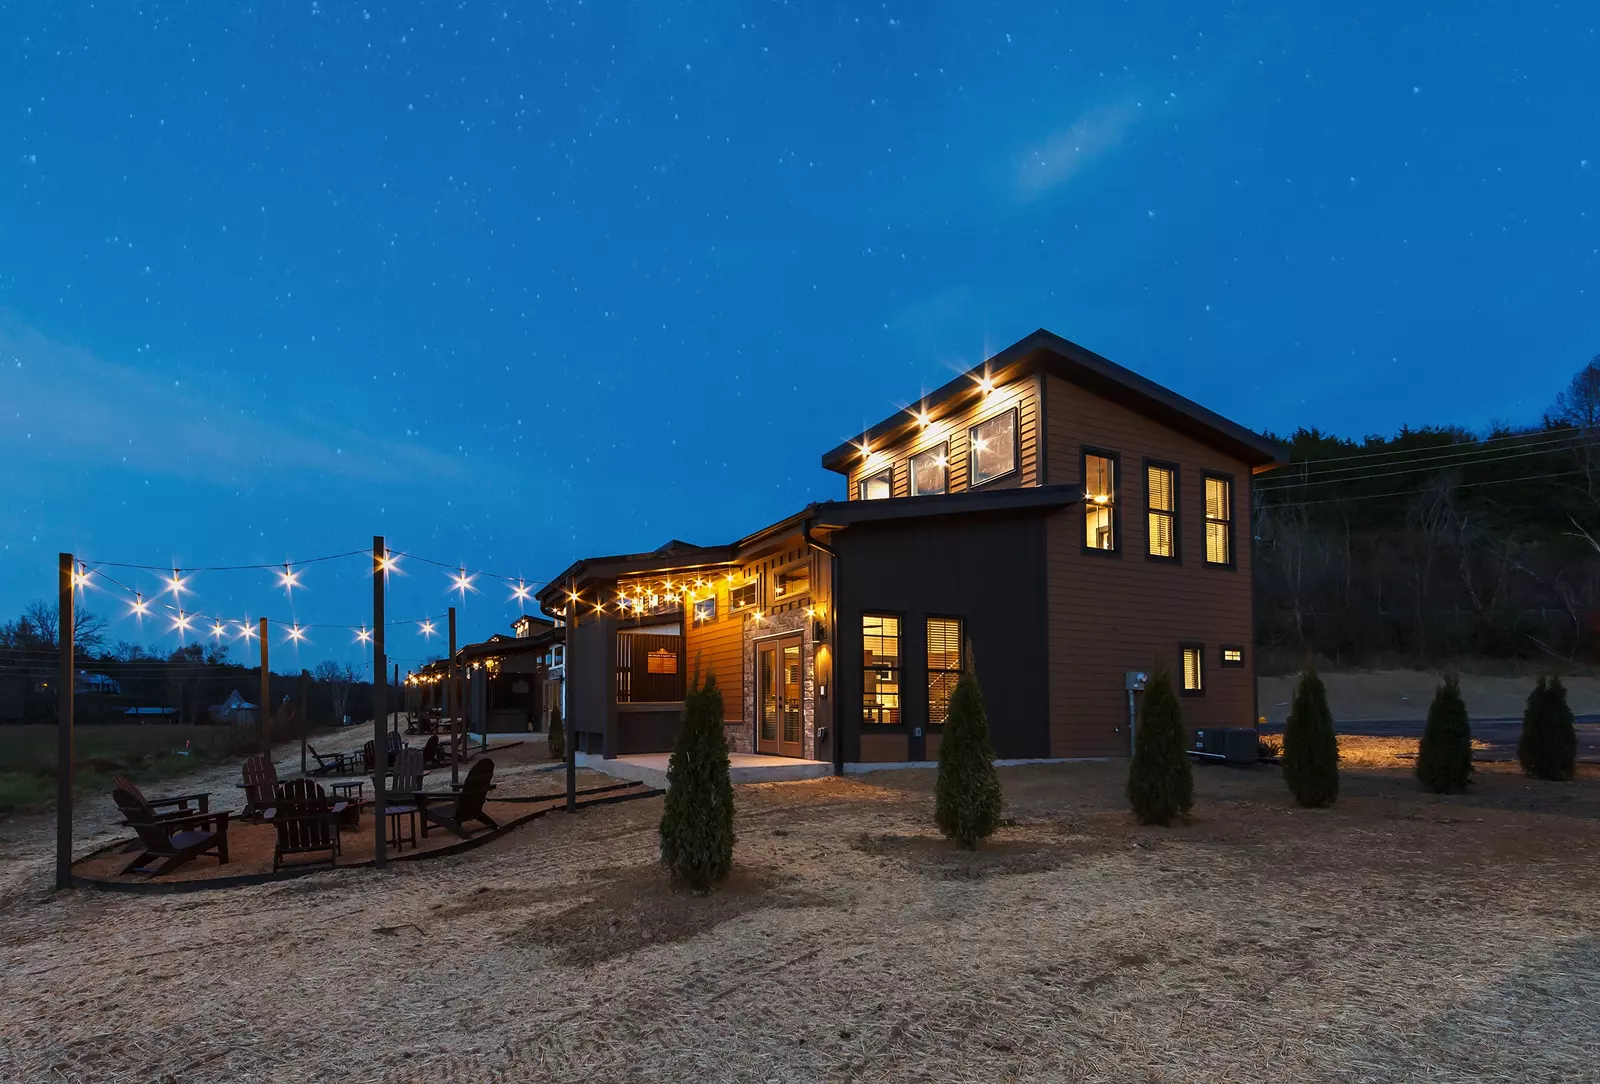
(1179, 642, 1205, 697)
(1202, 471, 1236, 570)
(968, 408, 1020, 489)
(858, 467, 893, 501)
(1143, 457, 1181, 564)
(861, 611, 905, 729)
(691, 595, 718, 625)
(1220, 644, 1246, 669)
(910, 442, 949, 496)
(729, 580, 758, 613)
(924, 615, 964, 729)
(1080, 446, 1122, 557)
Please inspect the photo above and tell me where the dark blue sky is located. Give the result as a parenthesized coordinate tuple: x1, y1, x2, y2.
(2, 2, 1595, 668)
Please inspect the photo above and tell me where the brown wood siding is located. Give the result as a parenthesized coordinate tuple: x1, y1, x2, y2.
(923, 732, 942, 762)
(683, 577, 745, 719)
(859, 733, 909, 763)
(845, 376, 1040, 500)
(1043, 375, 1255, 756)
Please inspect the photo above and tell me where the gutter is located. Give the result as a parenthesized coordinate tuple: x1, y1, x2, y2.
(801, 511, 843, 776)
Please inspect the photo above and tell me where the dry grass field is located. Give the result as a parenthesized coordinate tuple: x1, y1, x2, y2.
(2, 757, 1597, 1084)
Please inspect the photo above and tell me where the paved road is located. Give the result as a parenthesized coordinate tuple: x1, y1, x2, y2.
(1260, 714, 1600, 760)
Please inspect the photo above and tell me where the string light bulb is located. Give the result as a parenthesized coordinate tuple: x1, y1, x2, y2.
(171, 610, 193, 634)
(211, 621, 228, 639)
(511, 580, 532, 604)
(237, 621, 257, 642)
(167, 569, 188, 597)
(286, 624, 306, 643)
(72, 564, 92, 591)
(130, 592, 150, 617)
(356, 626, 373, 644)
(419, 619, 437, 639)
(278, 564, 302, 595)
(450, 568, 476, 598)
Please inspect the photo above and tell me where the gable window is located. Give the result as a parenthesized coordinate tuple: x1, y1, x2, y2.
(1082, 449, 1119, 553)
(1146, 462, 1178, 561)
(859, 468, 892, 501)
(969, 409, 1018, 486)
(1180, 644, 1204, 695)
(862, 614, 901, 725)
(1220, 645, 1245, 668)
(911, 444, 948, 496)
(1204, 474, 1234, 567)
(729, 580, 758, 612)
(926, 617, 963, 725)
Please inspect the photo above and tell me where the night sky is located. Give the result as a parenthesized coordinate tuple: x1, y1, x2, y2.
(2, 3, 1595, 668)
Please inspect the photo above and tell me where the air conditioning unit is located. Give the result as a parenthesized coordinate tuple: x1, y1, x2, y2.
(1190, 727, 1259, 765)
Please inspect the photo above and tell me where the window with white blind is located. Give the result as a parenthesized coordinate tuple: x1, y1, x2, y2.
(1204, 473, 1233, 567)
(859, 468, 892, 501)
(926, 617, 963, 725)
(1181, 644, 1204, 695)
(1146, 461, 1178, 561)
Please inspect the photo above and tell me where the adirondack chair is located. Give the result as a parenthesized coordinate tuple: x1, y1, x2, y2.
(111, 775, 210, 818)
(112, 788, 230, 876)
(269, 778, 341, 871)
(241, 754, 279, 820)
(307, 744, 353, 777)
(388, 747, 426, 801)
(361, 731, 405, 773)
(415, 759, 498, 839)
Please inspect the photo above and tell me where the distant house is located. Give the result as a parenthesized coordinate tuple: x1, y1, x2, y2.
(512, 614, 555, 639)
(75, 671, 122, 695)
(210, 689, 258, 725)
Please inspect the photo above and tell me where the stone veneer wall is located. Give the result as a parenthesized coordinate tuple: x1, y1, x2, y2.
(741, 606, 816, 760)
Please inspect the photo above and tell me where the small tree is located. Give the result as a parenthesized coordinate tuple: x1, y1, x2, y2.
(546, 699, 566, 762)
(1283, 668, 1339, 808)
(1126, 667, 1193, 826)
(1519, 674, 1578, 781)
(660, 673, 734, 890)
(1416, 675, 1473, 794)
(935, 662, 1003, 848)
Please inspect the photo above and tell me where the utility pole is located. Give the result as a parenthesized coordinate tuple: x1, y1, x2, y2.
(298, 669, 310, 776)
(372, 536, 388, 869)
(55, 553, 74, 890)
(258, 618, 270, 756)
(566, 575, 577, 813)
(448, 606, 459, 786)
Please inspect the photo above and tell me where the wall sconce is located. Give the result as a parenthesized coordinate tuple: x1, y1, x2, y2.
(813, 619, 827, 643)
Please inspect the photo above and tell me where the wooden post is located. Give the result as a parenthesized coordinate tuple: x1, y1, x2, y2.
(55, 553, 74, 890)
(258, 618, 270, 755)
(298, 669, 310, 776)
(392, 662, 400, 734)
(566, 575, 577, 813)
(372, 536, 388, 869)
(448, 607, 459, 786)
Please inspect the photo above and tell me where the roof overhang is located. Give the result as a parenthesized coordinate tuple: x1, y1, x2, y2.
(821, 329, 1286, 475)
(809, 484, 1082, 530)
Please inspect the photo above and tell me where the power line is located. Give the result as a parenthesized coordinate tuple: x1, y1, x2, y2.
(1257, 441, 1592, 491)
(1259, 468, 1591, 509)
(1258, 423, 1598, 470)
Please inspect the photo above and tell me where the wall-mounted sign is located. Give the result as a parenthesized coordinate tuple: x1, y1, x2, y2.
(646, 649, 678, 675)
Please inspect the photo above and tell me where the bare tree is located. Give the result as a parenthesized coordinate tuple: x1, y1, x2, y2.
(1549, 355, 1600, 509)
(18, 600, 108, 653)
(314, 660, 358, 724)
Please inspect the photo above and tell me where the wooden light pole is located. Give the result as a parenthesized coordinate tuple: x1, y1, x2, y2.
(258, 618, 270, 756)
(448, 606, 459, 786)
(55, 553, 75, 890)
(372, 536, 389, 869)
(392, 662, 400, 734)
(298, 669, 310, 776)
(566, 575, 577, 813)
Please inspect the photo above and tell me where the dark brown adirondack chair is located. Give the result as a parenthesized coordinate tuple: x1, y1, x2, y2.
(111, 775, 210, 818)
(113, 788, 230, 876)
(389, 746, 426, 800)
(269, 778, 341, 871)
(307, 744, 352, 776)
(415, 758, 498, 839)
(241, 754, 279, 820)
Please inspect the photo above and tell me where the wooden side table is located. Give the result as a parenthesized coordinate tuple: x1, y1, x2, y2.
(385, 805, 418, 852)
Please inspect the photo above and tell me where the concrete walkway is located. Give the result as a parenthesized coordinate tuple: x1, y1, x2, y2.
(576, 751, 830, 789)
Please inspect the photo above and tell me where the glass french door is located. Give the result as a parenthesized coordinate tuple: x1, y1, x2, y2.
(757, 635, 804, 757)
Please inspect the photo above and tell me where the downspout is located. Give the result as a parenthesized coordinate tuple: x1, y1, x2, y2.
(801, 510, 843, 776)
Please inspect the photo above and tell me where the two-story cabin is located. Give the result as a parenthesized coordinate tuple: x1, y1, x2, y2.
(537, 329, 1283, 771)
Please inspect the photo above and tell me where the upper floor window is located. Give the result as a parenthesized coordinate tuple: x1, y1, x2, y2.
(729, 580, 758, 611)
(1146, 462, 1178, 561)
(692, 596, 717, 625)
(774, 562, 809, 600)
(1204, 474, 1233, 567)
(911, 444, 948, 495)
(969, 409, 1018, 486)
(859, 468, 892, 501)
(1083, 449, 1119, 553)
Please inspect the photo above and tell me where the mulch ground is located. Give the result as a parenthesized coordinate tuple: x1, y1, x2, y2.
(2, 758, 1597, 1083)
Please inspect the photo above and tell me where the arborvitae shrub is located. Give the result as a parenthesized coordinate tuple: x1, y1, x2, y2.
(659, 674, 735, 889)
(935, 664, 1004, 848)
(546, 701, 566, 762)
(1283, 668, 1339, 808)
(1126, 667, 1194, 826)
(1416, 676, 1473, 794)
(1519, 674, 1578, 782)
